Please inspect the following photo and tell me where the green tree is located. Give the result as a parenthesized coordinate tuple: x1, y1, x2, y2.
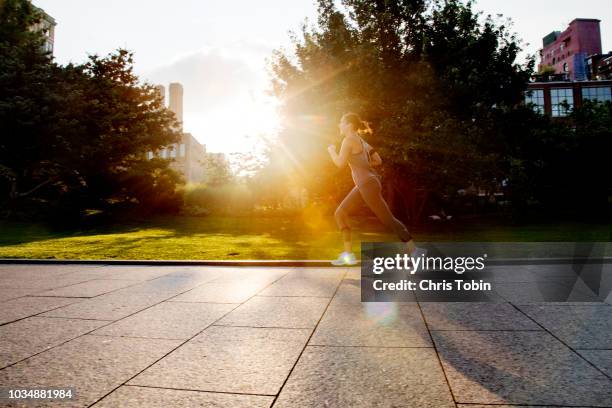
(0, 0, 183, 221)
(268, 0, 535, 220)
(202, 153, 233, 186)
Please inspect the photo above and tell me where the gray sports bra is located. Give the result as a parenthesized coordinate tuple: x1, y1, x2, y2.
(347, 137, 379, 187)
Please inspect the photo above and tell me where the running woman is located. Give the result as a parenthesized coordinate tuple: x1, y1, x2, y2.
(327, 112, 425, 266)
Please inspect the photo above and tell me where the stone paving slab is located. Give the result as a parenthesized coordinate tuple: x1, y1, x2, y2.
(0, 316, 106, 369)
(344, 267, 361, 280)
(95, 385, 274, 408)
(518, 304, 612, 349)
(577, 349, 612, 378)
(130, 275, 211, 294)
(170, 281, 272, 303)
(432, 330, 612, 406)
(60, 266, 184, 282)
(420, 302, 541, 331)
(273, 346, 455, 408)
(334, 278, 418, 303)
(0, 296, 80, 325)
(0, 274, 97, 291)
(276, 268, 345, 280)
(128, 326, 310, 395)
(40, 276, 208, 320)
(34, 279, 139, 298)
(216, 296, 329, 328)
(258, 275, 342, 297)
(207, 268, 289, 285)
(310, 301, 431, 347)
(331, 279, 369, 303)
(155, 267, 225, 281)
(0, 264, 103, 280)
(0, 288, 36, 303)
(39, 290, 176, 321)
(92, 302, 235, 340)
(0, 334, 180, 408)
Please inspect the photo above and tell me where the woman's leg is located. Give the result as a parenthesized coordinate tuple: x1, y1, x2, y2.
(358, 177, 414, 244)
(334, 185, 362, 253)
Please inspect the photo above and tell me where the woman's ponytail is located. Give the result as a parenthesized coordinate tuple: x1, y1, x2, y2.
(342, 112, 373, 136)
(358, 120, 373, 136)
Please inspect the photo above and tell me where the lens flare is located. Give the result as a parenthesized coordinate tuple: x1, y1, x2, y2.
(363, 302, 398, 326)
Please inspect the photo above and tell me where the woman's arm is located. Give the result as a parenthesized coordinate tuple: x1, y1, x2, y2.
(327, 138, 353, 168)
(370, 151, 382, 167)
(364, 142, 382, 166)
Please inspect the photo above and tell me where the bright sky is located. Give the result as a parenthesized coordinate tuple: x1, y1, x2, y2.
(34, 0, 611, 154)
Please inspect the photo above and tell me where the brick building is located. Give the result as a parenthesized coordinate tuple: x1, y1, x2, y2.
(526, 80, 612, 117)
(538, 18, 602, 81)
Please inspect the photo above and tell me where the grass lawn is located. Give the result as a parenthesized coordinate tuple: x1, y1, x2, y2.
(0, 215, 609, 260)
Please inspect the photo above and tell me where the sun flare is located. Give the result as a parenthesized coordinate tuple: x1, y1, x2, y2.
(184, 92, 280, 157)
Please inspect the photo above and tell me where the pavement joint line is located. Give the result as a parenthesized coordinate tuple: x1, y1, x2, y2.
(88, 268, 293, 407)
(0, 298, 84, 329)
(508, 302, 612, 382)
(22, 271, 172, 300)
(87, 333, 186, 341)
(3, 277, 105, 296)
(0, 294, 32, 303)
(429, 329, 544, 332)
(305, 344, 435, 349)
(415, 300, 460, 406)
(0, 270, 242, 371)
(255, 295, 334, 298)
(211, 324, 315, 330)
(122, 384, 276, 398)
(269, 267, 350, 407)
(25, 295, 91, 299)
(26, 275, 149, 298)
(32, 315, 114, 322)
(166, 300, 242, 304)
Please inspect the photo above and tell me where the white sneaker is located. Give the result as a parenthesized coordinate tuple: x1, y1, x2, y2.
(331, 251, 358, 266)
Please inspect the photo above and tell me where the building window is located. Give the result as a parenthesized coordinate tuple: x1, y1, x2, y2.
(169, 144, 176, 158)
(179, 143, 185, 157)
(582, 87, 612, 103)
(550, 88, 573, 117)
(525, 89, 545, 114)
(160, 148, 167, 159)
(562, 62, 568, 72)
(147, 151, 153, 160)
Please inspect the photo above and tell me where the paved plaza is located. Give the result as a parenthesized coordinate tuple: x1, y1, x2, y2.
(0, 263, 611, 407)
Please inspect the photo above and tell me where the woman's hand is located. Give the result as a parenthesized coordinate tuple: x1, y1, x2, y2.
(328, 140, 351, 168)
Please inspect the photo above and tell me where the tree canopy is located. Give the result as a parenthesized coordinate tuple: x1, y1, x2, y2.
(267, 0, 554, 219)
(0, 0, 183, 222)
